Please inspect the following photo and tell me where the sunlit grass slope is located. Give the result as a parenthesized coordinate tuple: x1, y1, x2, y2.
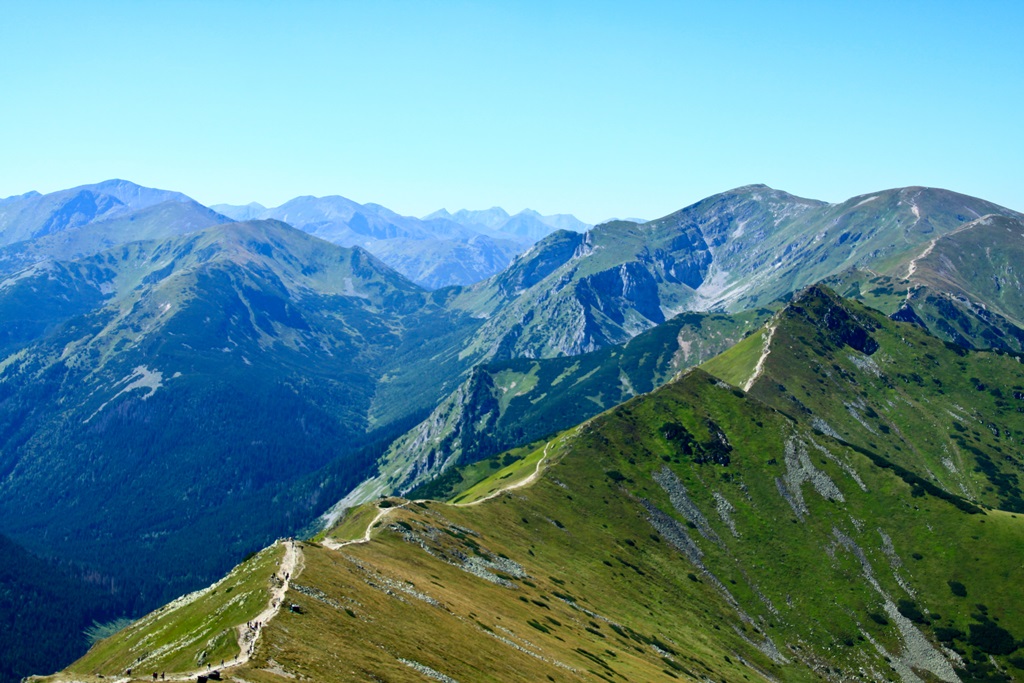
(43, 287, 1024, 683)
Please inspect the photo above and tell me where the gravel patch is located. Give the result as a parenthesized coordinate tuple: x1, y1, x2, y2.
(833, 528, 959, 682)
(653, 466, 721, 544)
(399, 658, 460, 683)
(776, 438, 845, 520)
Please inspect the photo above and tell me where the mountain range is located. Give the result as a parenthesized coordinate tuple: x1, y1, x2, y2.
(324, 186, 1024, 517)
(213, 198, 591, 288)
(0, 216, 483, 622)
(4, 179, 1024, 683)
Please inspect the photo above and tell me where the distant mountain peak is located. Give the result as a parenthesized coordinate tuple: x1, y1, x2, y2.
(424, 208, 454, 221)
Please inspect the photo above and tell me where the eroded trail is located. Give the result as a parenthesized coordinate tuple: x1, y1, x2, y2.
(323, 502, 411, 550)
(905, 236, 939, 281)
(743, 323, 777, 392)
(166, 540, 301, 681)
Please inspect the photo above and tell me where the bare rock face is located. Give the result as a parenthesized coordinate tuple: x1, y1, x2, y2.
(498, 231, 587, 296)
(577, 262, 665, 326)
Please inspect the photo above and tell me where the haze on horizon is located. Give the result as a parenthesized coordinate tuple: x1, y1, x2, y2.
(1, 1, 1021, 224)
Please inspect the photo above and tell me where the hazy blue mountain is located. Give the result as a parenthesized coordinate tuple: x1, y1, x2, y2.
(209, 201, 266, 221)
(364, 233, 525, 292)
(0, 198, 230, 278)
(0, 190, 42, 206)
(427, 206, 592, 242)
(426, 206, 511, 230)
(0, 179, 193, 247)
(212, 195, 524, 288)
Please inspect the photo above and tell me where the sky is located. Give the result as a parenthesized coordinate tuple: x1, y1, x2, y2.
(1, 1, 1021, 224)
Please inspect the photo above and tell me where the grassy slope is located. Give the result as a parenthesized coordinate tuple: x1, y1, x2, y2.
(47, 301, 1024, 681)
(43, 544, 284, 679)
(735, 285, 1024, 513)
(260, 371, 1023, 683)
(699, 321, 769, 389)
(361, 309, 772, 507)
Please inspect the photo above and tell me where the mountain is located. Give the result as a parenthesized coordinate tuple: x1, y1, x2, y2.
(428, 206, 592, 242)
(0, 219, 482, 615)
(39, 287, 1024, 683)
(0, 198, 230, 278)
(327, 307, 773, 517)
(0, 190, 42, 206)
(358, 233, 523, 293)
(11, 181, 1024, 680)
(320, 186, 1024, 522)
(209, 201, 267, 221)
(0, 179, 195, 247)
(426, 206, 512, 230)
(705, 285, 1024, 514)
(214, 196, 526, 288)
(819, 213, 1024, 355)
(446, 185, 1024, 362)
(0, 180, 232, 282)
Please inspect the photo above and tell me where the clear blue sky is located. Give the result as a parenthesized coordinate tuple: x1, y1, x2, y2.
(1, 1, 1021, 224)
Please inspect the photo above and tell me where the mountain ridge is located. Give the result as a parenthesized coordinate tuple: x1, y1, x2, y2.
(37, 286, 1024, 683)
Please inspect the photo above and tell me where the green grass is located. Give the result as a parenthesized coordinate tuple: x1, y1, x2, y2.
(700, 323, 767, 388)
(320, 503, 382, 544)
(232, 364, 1024, 681)
(452, 440, 553, 505)
(44, 287, 1024, 683)
(52, 543, 284, 678)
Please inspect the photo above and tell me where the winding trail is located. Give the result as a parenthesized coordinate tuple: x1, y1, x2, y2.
(326, 502, 412, 550)
(457, 439, 554, 507)
(323, 438, 558, 551)
(743, 323, 777, 392)
(68, 436, 561, 681)
(905, 236, 939, 281)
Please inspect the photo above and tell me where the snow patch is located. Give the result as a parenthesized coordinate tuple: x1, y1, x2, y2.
(84, 365, 164, 423)
(854, 195, 880, 208)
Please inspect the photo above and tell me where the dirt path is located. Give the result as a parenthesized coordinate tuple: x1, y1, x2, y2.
(455, 439, 554, 507)
(743, 323, 777, 392)
(162, 540, 301, 681)
(905, 236, 939, 281)
(323, 438, 559, 551)
(323, 502, 411, 550)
